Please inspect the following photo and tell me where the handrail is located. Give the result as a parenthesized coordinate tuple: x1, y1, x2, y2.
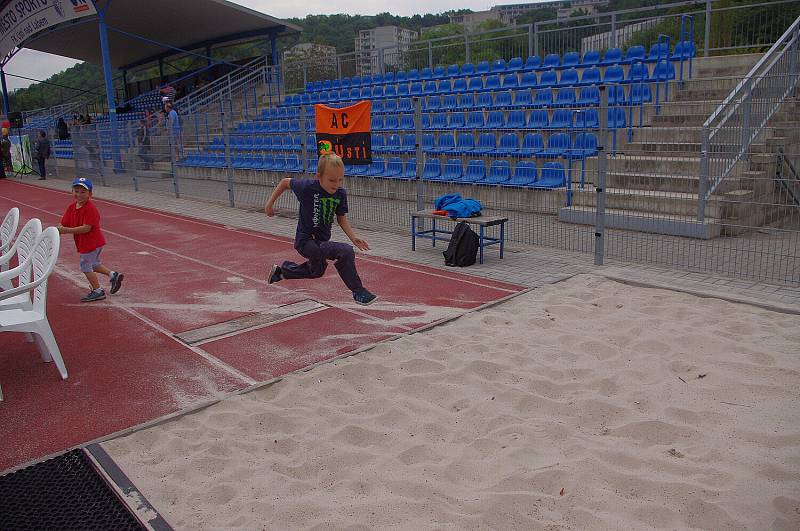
(698, 15, 800, 221)
(176, 56, 271, 114)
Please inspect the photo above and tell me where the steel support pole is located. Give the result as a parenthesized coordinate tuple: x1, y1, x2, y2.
(97, 8, 122, 172)
(595, 86, 609, 266)
(704, 0, 712, 57)
(0, 69, 10, 117)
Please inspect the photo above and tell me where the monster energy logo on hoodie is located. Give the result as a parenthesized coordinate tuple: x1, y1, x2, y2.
(313, 194, 340, 227)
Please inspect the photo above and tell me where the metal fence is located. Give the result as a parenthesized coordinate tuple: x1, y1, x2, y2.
(52, 10, 800, 287)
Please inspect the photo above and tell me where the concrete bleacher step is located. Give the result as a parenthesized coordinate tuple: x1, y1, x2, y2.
(691, 53, 762, 78)
(570, 187, 721, 219)
(558, 205, 721, 239)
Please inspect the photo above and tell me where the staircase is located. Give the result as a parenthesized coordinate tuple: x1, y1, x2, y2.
(559, 53, 800, 239)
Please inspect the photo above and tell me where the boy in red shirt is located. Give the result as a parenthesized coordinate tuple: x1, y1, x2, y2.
(57, 177, 124, 302)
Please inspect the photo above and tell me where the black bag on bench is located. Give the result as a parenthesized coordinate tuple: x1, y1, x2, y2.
(443, 221, 479, 267)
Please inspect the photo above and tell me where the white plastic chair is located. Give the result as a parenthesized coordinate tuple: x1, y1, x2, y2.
(0, 227, 67, 380)
(0, 218, 42, 293)
(0, 207, 20, 258)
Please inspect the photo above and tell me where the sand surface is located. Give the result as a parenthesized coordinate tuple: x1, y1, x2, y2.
(104, 274, 800, 530)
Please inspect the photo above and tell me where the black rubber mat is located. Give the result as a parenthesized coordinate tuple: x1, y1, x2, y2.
(0, 449, 145, 530)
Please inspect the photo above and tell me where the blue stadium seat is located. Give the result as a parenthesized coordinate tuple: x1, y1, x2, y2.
(422, 158, 441, 180)
(467, 76, 484, 92)
(386, 157, 403, 177)
(441, 94, 457, 111)
(539, 70, 558, 88)
(384, 85, 397, 98)
(507, 161, 537, 186)
(507, 110, 526, 129)
(397, 83, 410, 97)
(385, 134, 402, 153)
(485, 111, 506, 129)
(562, 51, 580, 69)
(512, 89, 533, 107)
(671, 40, 697, 60)
(307, 157, 318, 174)
(491, 58, 507, 73)
(501, 73, 519, 89)
(350, 75, 362, 87)
(361, 75, 372, 86)
(494, 133, 520, 156)
(646, 42, 670, 63)
(527, 109, 549, 129)
(433, 65, 447, 79)
(600, 47, 622, 65)
(385, 115, 400, 130)
(507, 57, 524, 72)
(384, 98, 398, 113)
(493, 91, 512, 108)
(520, 72, 538, 89)
(423, 95, 441, 112)
(485, 160, 511, 184)
(608, 107, 627, 129)
(627, 62, 649, 83)
(484, 74, 501, 92)
(447, 64, 460, 77)
(461, 63, 475, 77)
(420, 67, 433, 80)
(331, 79, 341, 90)
(452, 78, 468, 93)
(476, 92, 493, 109)
(524, 55, 542, 71)
(624, 45, 646, 64)
(463, 160, 487, 183)
(401, 158, 417, 179)
(554, 88, 576, 107)
(395, 71, 407, 83)
(398, 98, 413, 112)
(549, 109, 574, 130)
(423, 81, 437, 95)
(285, 154, 302, 172)
(371, 134, 386, 153)
(372, 99, 385, 113)
(442, 159, 463, 181)
(650, 60, 675, 81)
(437, 79, 453, 94)
(410, 82, 423, 96)
(383, 72, 394, 84)
(421, 133, 435, 152)
(476, 60, 490, 75)
(458, 93, 476, 110)
(449, 112, 467, 129)
(628, 83, 652, 104)
(366, 158, 386, 176)
(467, 111, 485, 129)
(359, 87, 371, 99)
(474, 133, 496, 154)
(401, 134, 416, 153)
(577, 86, 600, 106)
(534, 161, 566, 188)
(608, 85, 626, 105)
(571, 133, 598, 158)
(421, 114, 431, 130)
(430, 113, 448, 130)
(455, 132, 475, 153)
(574, 109, 599, 129)
(533, 89, 553, 108)
(581, 50, 600, 67)
(603, 66, 625, 84)
(558, 68, 579, 87)
(543, 53, 560, 69)
(407, 69, 419, 81)
(579, 67, 601, 86)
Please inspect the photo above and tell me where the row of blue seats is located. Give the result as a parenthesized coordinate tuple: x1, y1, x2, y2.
(302, 42, 696, 93)
(180, 152, 569, 189)
(293, 62, 675, 104)
(233, 107, 629, 136)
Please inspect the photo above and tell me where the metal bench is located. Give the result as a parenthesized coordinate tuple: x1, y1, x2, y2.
(410, 210, 508, 264)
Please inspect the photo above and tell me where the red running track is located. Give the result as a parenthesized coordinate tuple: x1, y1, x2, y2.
(0, 180, 523, 472)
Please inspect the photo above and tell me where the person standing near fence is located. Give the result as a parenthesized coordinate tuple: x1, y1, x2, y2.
(33, 131, 51, 180)
(164, 101, 181, 160)
(0, 128, 11, 175)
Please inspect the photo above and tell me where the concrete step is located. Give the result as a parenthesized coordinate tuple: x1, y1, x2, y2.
(570, 186, 719, 218)
(692, 53, 762, 78)
(558, 205, 721, 239)
(606, 170, 743, 195)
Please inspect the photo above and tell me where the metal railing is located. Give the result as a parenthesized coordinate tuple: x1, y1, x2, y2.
(698, 15, 800, 221)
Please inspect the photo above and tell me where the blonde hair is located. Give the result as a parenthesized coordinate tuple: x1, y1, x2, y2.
(317, 152, 344, 176)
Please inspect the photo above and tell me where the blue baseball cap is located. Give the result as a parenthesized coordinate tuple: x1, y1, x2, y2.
(72, 177, 93, 192)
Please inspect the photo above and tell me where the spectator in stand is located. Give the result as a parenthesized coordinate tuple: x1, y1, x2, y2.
(164, 101, 181, 160)
(57, 117, 70, 140)
(33, 130, 51, 180)
(159, 83, 176, 106)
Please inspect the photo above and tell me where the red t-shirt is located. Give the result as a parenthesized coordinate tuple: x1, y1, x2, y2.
(61, 200, 106, 253)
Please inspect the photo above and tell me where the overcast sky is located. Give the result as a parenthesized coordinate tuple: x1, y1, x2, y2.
(5, 0, 513, 92)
